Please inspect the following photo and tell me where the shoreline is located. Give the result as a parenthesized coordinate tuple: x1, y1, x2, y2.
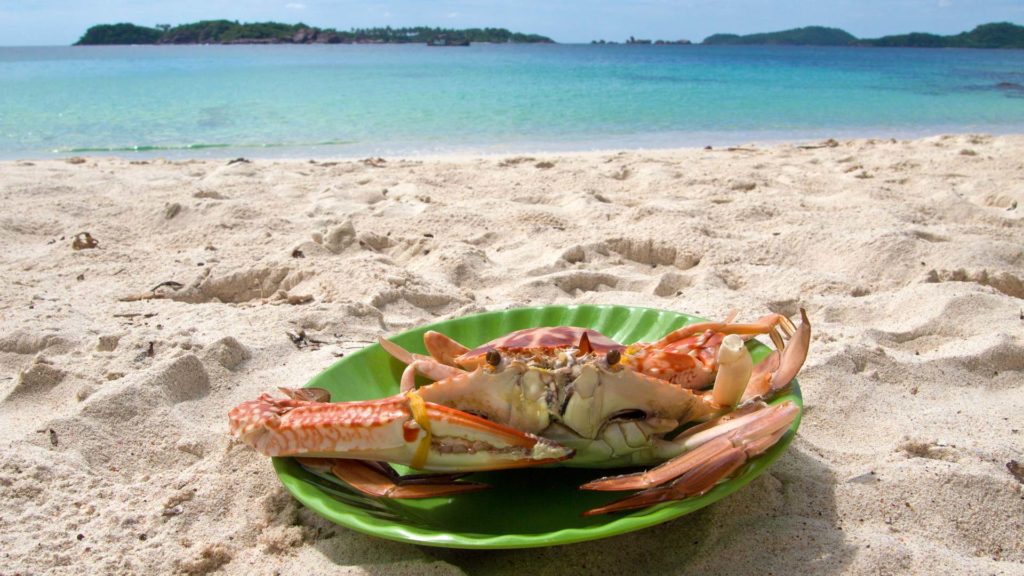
(12, 126, 1024, 163)
(2, 133, 1022, 574)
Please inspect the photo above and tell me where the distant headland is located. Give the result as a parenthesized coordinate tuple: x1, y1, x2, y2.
(589, 22, 1024, 49)
(702, 22, 1024, 49)
(74, 21, 553, 45)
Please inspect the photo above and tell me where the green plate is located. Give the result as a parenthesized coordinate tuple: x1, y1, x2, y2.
(272, 304, 802, 549)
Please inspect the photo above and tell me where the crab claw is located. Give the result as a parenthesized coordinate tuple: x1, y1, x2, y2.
(741, 308, 811, 401)
(579, 401, 799, 516)
(228, 389, 573, 473)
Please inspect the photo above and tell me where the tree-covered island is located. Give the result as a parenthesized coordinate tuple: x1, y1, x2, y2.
(700, 22, 1024, 49)
(703, 26, 856, 46)
(75, 21, 554, 45)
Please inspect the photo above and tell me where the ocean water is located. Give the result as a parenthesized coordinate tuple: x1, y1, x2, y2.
(1, 44, 1023, 159)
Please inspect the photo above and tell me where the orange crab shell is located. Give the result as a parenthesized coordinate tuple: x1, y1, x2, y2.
(454, 326, 625, 369)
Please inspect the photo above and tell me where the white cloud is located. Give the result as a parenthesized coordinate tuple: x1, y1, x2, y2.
(447, 12, 460, 19)
(285, 2, 306, 9)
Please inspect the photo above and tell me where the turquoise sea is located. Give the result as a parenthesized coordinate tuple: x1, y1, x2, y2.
(1, 44, 1023, 158)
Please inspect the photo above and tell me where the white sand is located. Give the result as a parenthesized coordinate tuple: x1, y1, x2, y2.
(1, 134, 1022, 575)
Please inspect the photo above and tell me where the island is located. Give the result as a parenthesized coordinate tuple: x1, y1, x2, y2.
(704, 26, 855, 46)
(700, 22, 1024, 49)
(858, 22, 1024, 48)
(74, 21, 554, 45)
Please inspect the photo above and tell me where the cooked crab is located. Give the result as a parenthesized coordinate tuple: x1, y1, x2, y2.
(229, 309, 809, 515)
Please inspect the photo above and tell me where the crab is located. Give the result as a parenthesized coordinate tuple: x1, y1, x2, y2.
(229, 309, 810, 516)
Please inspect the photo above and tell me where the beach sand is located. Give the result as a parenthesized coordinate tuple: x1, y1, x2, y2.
(1, 134, 1022, 575)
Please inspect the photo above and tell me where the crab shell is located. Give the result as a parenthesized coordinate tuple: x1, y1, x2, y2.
(454, 326, 624, 368)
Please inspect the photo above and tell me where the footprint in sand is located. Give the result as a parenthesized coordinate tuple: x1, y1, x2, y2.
(523, 270, 624, 295)
(923, 269, 1024, 299)
(0, 331, 69, 355)
(605, 237, 701, 269)
(162, 266, 313, 304)
(370, 286, 462, 313)
(423, 244, 492, 287)
(970, 191, 1021, 213)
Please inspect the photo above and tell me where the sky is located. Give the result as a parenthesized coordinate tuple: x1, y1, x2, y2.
(0, 0, 1022, 46)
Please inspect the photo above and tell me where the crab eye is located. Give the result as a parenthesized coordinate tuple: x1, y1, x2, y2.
(485, 350, 501, 367)
(605, 349, 621, 365)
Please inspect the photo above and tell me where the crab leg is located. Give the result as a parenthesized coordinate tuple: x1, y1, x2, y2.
(650, 313, 794, 349)
(229, 388, 573, 473)
(399, 360, 464, 392)
(423, 331, 471, 367)
(710, 333, 754, 407)
(379, 338, 466, 392)
(631, 310, 809, 402)
(298, 457, 489, 498)
(579, 401, 799, 516)
(377, 337, 427, 365)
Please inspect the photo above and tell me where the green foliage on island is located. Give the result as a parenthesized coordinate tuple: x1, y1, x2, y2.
(159, 20, 303, 44)
(702, 26, 857, 46)
(860, 22, 1024, 49)
(700, 22, 1024, 49)
(74, 20, 554, 45)
(349, 26, 553, 44)
(74, 23, 164, 45)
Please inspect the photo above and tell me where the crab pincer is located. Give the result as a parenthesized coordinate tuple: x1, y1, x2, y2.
(578, 401, 800, 515)
(228, 387, 574, 498)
